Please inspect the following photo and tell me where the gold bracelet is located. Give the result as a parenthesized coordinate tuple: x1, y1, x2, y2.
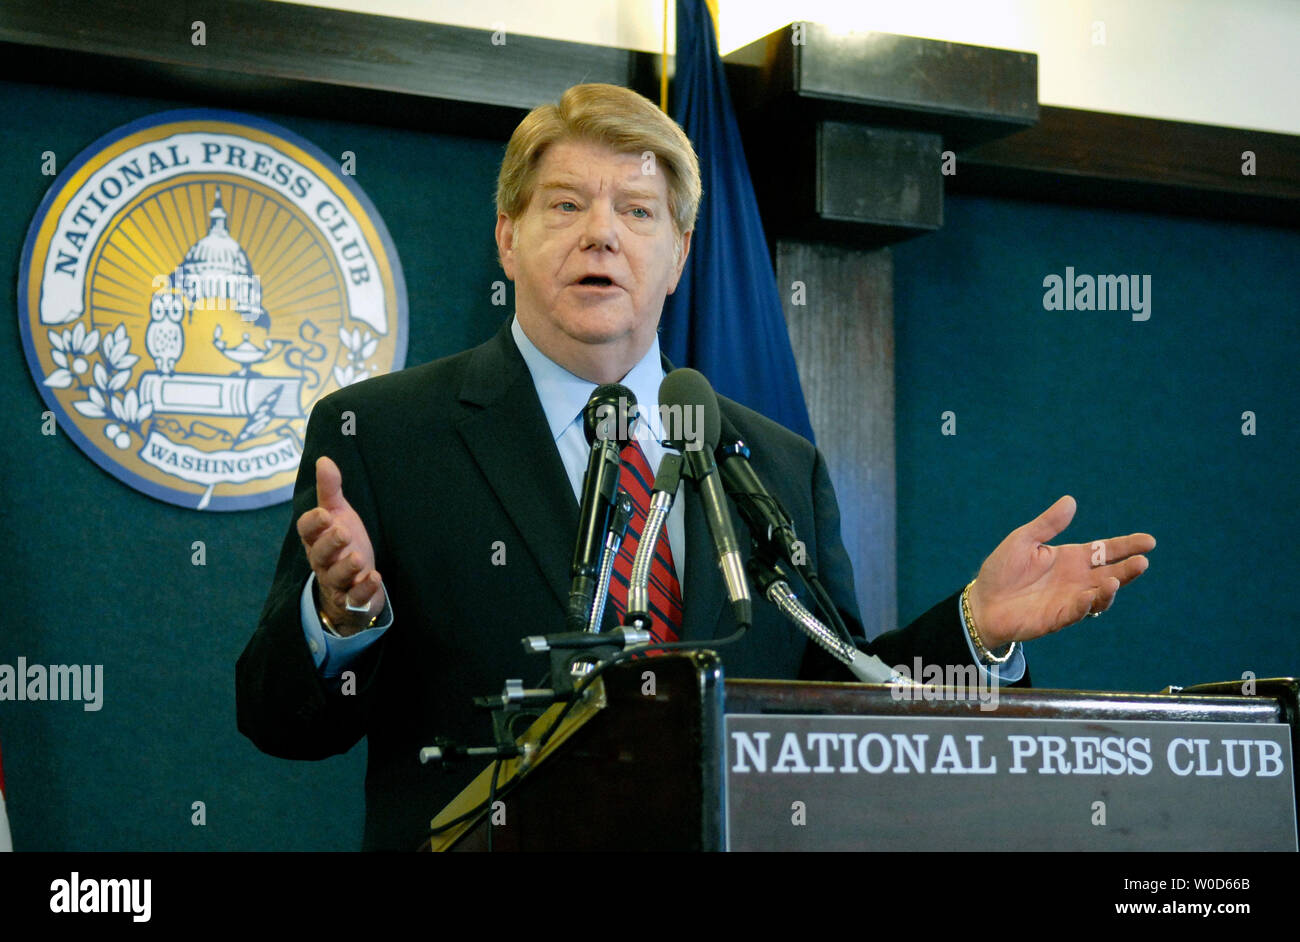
(962, 580, 1016, 666)
(319, 610, 378, 637)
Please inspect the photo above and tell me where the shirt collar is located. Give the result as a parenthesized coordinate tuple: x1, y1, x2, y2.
(511, 316, 667, 444)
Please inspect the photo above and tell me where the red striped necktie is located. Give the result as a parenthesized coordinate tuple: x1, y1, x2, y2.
(608, 439, 683, 643)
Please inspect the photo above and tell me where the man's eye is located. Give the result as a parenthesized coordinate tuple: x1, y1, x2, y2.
(629, 207, 650, 219)
(557, 201, 578, 212)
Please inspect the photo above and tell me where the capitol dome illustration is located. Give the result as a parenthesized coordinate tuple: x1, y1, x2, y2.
(171, 189, 268, 328)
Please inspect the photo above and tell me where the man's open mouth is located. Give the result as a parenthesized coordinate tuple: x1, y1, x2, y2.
(577, 276, 615, 286)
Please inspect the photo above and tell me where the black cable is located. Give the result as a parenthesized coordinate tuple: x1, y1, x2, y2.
(507, 710, 541, 739)
(806, 571, 856, 646)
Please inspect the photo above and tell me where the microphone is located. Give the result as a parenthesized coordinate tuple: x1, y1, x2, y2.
(715, 413, 854, 645)
(659, 369, 752, 630)
(747, 556, 910, 686)
(567, 384, 635, 632)
(715, 412, 805, 574)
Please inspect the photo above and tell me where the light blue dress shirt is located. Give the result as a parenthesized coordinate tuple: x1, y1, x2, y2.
(299, 317, 684, 677)
(300, 315, 1024, 684)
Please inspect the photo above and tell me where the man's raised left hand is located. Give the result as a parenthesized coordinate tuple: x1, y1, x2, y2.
(967, 495, 1155, 649)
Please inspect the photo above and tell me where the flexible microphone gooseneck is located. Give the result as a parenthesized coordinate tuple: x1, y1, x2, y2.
(747, 556, 911, 685)
(623, 448, 683, 631)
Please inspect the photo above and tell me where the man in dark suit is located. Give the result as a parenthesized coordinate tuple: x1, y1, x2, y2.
(236, 83, 1154, 851)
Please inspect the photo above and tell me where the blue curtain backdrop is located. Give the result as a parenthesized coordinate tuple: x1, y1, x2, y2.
(661, 0, 815, 441)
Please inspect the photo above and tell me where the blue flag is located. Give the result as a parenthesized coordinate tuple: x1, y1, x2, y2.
(660, 0, 815, 442)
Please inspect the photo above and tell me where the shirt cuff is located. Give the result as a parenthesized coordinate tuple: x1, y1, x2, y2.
(299, 572, 393, 678)
(957, 592, 1026, 684)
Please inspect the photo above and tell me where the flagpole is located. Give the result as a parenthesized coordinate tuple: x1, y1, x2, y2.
(661, 0, 669, 112)
(655, 0, 816, 441)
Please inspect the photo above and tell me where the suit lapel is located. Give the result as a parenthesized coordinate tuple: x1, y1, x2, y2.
(455, 323, 578, 615)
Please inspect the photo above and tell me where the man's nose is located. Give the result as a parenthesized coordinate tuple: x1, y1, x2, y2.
(580, 199, 618, 251)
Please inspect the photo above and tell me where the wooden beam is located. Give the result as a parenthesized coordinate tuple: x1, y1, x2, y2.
(0, 0, 652, 137)
(726, 23, 1037, 245)
(955, 105, 1300, 226)
(7, 4, 1290, 226)
(727, 23, 1038, 150)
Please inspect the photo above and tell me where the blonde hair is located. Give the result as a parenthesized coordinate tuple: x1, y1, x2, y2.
(496, 83, 701, 238)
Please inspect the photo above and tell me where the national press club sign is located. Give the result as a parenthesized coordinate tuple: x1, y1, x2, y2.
(725, 714, 1296, 851)
(18, 110, 408, 510)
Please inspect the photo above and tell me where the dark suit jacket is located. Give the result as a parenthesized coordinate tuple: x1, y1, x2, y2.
(237, 318, 1000, 850)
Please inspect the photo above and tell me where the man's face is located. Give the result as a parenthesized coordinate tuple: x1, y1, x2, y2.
(496, 139, 692, 384)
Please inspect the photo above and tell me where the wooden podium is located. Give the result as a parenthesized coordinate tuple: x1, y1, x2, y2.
(425, 654, 1299, 851)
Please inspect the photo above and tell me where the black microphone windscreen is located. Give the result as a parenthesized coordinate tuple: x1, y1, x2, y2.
(659, 368, 721, 452)
(583, 383, 637, 446)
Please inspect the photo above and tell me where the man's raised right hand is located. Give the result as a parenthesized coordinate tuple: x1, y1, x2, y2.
(296, 456, 386, 637)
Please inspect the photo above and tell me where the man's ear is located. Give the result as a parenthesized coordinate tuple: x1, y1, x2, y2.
(666, 229, 693, 295)
(494, 213, 517, 280)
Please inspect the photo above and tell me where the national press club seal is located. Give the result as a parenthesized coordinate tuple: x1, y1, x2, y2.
(18, 110, 408, 510)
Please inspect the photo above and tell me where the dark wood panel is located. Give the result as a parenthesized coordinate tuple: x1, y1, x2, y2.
(0, 0, 651, 138)
(738, 117, 944, 246)
(442, 653, 725, 852)
(955, 105, 1300, 226)
(818, 122, 943, 230)
(726, 23, 1037, 150)
(779, 241, 896, 639)
(725, 24, 1035, 245)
